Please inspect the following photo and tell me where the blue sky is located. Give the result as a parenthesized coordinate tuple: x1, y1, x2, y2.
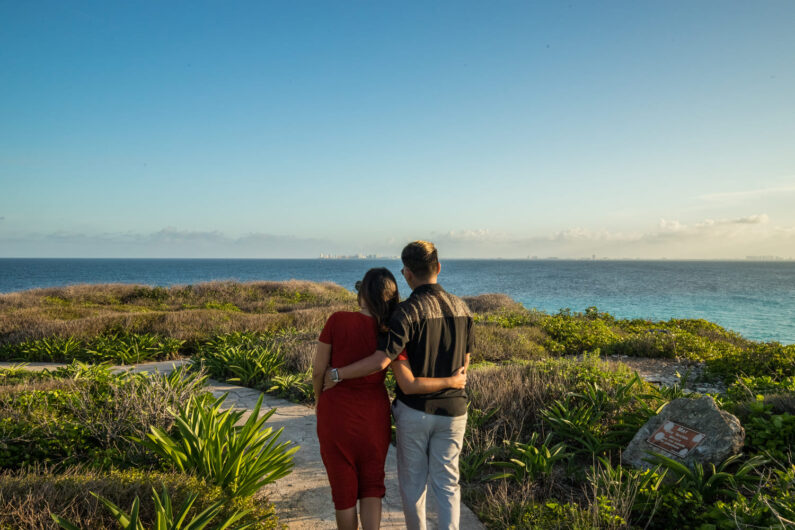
(1, 1, 794, 258)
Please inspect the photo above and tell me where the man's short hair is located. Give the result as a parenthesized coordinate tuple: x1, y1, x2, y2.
(401, 241, 439, 279)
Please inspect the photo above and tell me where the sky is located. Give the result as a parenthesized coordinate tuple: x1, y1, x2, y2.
(1, 1, 794, 259)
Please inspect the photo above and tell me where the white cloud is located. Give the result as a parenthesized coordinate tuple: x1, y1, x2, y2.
(429, 214, 795, 259)
(732, 214, 769, 225)
(436, 229, 503, 242)
(2, 216, 794, 259)
(0, 228, 332, 258)
(659, 219, 687, 231)
(700, 184, 795, 203)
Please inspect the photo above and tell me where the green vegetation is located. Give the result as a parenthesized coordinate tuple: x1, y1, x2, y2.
(0, 332, 185, 364)
(1, 282, 794, 528)
(0, 343, 295, 526)
(140, 393, 297, 498)
(1, 468, 277, 529)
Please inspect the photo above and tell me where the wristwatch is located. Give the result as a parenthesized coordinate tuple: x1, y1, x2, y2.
(330, 368, 342, 383)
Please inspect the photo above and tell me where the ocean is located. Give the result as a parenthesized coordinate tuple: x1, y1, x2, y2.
(0, 258, 793, 344)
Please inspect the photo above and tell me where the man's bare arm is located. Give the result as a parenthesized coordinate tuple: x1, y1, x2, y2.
(392, 362, 466, 394)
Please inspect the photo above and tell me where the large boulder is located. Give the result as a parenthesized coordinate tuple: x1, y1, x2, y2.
(623, 396, 744, 471)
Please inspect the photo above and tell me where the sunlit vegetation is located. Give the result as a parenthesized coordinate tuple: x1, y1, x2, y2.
(1, 282, 793, 528)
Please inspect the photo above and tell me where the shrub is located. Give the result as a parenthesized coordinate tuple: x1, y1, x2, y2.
(489, 432, 568, 483)
(140, 394, 298, 498)
(470, 326, 547, 363)
(463, 293, 525, 314)
(0, 467, 278, 529)
(740, 396, 795, 461)
(192, 332, 312, 403)
(1, 332, 186, 364)
(541, 312, 620, 355)
(52, 486, 252, 530)
(0, 364, 207, 469)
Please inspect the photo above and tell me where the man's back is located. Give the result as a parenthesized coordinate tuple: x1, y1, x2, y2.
(380, 283, 474, 416)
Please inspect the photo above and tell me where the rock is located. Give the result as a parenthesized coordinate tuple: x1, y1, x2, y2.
(623, 396, 744, 471)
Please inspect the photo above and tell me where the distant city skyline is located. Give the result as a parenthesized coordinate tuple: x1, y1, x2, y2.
(1, 1, 794, 259)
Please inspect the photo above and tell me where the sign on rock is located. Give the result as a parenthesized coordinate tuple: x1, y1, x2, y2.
(647, 421, 706, 458)
(623, 396, 744, 471)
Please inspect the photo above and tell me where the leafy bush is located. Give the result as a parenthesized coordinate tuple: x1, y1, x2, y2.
(715, 462, 795, 528)
(0, 332, 185, 364)
(541, 311, 620, 355)
(0, 467, 278, 529)
(53, 486, 252, 530)
(193, 333, 312, 403)
(140, 394, 298, 498)
(727, 375, 795, 401)
(489, 432, 568, 483)
(707, 342, 795, 379)
(0, 364, 207, 469)
(644, 453, 767, 505)
(741, 396, 795, 461)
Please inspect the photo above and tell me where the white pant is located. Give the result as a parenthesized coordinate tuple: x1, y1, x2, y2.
(393, 399, 468, 530)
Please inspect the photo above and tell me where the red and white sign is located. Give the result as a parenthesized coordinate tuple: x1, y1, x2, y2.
(646, 420, 706, 458)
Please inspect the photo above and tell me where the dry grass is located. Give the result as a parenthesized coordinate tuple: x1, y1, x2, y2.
(0, 467, 276, 529)
(0, 281, 357, 346)
(276, 332, 317, 374)
(0, 378, 73, 400)
(472, 325, 548, 362)
(468, 362, 570, 443)
(463, 293, 525, 314)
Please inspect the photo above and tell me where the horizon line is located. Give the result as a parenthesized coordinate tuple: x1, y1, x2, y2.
(1, 257, 793, 262)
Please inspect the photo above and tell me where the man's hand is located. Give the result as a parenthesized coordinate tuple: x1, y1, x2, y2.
(448, 366, 467, 389)
(323, 366, 338, 391)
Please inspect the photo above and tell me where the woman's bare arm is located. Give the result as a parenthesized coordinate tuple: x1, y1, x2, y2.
(312, 341, 332, 404)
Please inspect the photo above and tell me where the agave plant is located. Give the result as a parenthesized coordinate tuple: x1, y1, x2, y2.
(194, 343, 285, 388)
(489, 432, 568, 483)
(139, 393, 298, 498)
(22, 335, 85, 362)
(0, 362, 30, 380)
(51, 486, 252, 530)
(267, 372, 313, 401)
(541, 399, 617, 457)
(644, 452, 768, 503)
(88, 332, 163, 364)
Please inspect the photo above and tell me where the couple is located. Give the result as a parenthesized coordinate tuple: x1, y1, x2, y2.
(312, 241, 473, 530)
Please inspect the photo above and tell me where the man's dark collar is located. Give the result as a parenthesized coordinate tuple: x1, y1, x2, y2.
(411, 283, 444, 295)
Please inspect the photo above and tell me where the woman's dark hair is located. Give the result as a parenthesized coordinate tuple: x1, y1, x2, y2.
(357, 267, 400, 333)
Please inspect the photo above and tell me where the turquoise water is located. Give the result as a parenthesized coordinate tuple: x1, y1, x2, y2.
(0, 258, 793, 344)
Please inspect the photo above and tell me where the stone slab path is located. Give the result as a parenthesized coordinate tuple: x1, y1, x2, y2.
(1, 360, 485, 529)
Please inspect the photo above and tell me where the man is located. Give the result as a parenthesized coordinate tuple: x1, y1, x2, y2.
(325, 241, 473, 530)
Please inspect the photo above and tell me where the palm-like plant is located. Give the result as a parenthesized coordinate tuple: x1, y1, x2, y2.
(542, 399, 617, 457)
(489, 432, 568, 483)
(194, 343, 284, 387)
(139, 393, 298, 498)
(51, 486, 252, 530)
(644, 452, 767, 503)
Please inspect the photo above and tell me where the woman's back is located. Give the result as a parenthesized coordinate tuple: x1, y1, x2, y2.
(316, 310, 391, 512)
(319, 311, 386, 387)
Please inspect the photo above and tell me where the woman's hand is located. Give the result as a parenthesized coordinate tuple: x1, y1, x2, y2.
(323, 366, 339, 391)
(447, 366, 467, 389)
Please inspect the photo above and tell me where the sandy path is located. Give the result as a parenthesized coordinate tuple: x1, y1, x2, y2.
(1, 360, 485, 529)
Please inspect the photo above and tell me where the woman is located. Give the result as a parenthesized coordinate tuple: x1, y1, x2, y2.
(313, 268, 466, 530)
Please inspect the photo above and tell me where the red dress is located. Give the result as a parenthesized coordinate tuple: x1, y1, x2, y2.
(316, 311, 391, 510)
